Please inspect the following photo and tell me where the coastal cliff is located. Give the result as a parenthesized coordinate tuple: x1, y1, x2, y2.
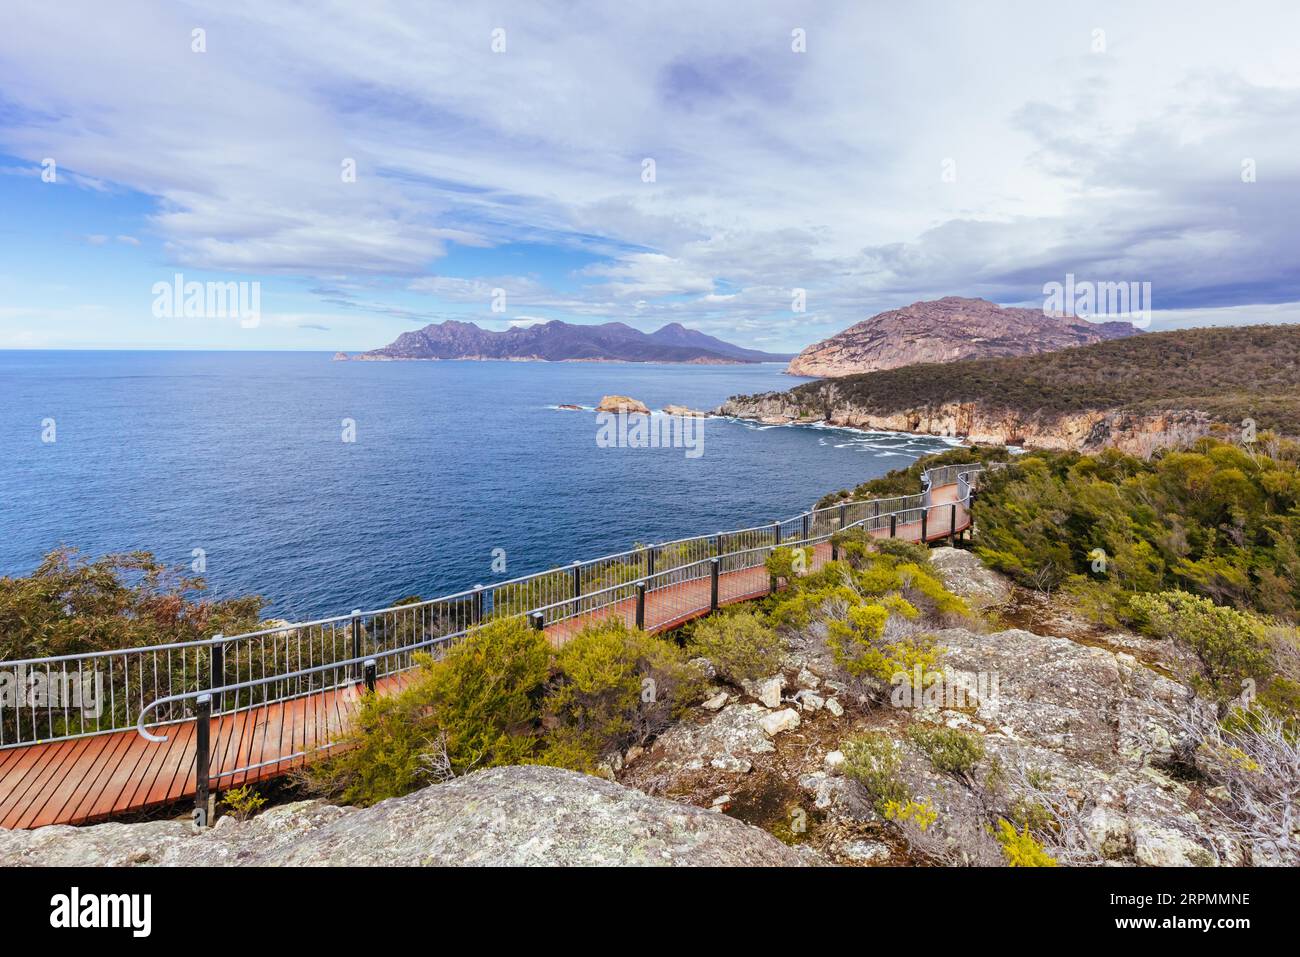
(722, 324, 1300, 453)
(716, 393, 1214, 455)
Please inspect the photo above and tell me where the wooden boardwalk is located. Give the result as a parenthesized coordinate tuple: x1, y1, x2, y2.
(0, 487, 969, 829)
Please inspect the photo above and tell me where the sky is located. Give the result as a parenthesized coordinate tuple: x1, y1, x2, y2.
(1, 0, 1299, 352)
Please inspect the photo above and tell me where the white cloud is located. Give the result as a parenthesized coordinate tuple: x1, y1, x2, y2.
(1, 1, 1299, 349)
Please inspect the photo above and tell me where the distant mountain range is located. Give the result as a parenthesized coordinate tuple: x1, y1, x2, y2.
(786, 296, 1141, 377)
(349, 320, 793, 364)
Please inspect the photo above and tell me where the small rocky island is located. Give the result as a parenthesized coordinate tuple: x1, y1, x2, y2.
(587, 396, 711, 417)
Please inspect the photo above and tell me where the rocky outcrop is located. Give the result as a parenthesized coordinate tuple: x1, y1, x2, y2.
(927, 547, 1013, 609)
(786, 297, 1138, 377)
(618, 553, 1241, 867)
(661, 404, 709, 417)
(332, 352, 349, 361)
(596, 395, 650, 414)
(0, 766, 820, 867)
(716, 393, 1214, 455)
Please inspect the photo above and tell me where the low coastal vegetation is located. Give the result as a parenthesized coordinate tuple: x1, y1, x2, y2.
(973, 437, 1300, 722)
(301, 616, 706, 804)
(304, 539, 975, 810)
(0, 548, 264, 661)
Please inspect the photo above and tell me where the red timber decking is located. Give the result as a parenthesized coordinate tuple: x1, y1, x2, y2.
(0, 481, 973, 829)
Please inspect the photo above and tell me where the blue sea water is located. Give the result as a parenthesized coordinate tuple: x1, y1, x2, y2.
(0, 352, 955, 619)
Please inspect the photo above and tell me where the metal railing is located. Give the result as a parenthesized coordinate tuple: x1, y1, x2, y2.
(1, 464, 984, 802)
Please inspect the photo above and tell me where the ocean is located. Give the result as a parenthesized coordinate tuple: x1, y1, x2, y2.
(0, 351, 955, 619)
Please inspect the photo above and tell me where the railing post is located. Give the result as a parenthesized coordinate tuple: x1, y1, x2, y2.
(472, 584, 484, 625)
(571, 561, 582, 603)
(194, 692, 211, 831)
(802, 512, 810, 542)
(714, 534, 722, 557)
(889, 513, 897, 538)
(635, 581, 646, 630)
(646, 546, 656, 577)
(771, 520, 781, 546)
(364, 658, 377, 694)
(839, 503, 847, 530)
(530, 611, 544, 632)
(769, 547, 778, 594)
(709, 557, 719, 611)
(831, 539, 839, 562)
(950, 503, 957, 545)
(350, 609, 362, 680)
(921, 507, 928, 542)
(210, 635, 224, 714)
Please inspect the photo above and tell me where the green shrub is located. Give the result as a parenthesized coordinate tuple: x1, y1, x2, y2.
(905, 723, 985, 778)
(0, 547, 264, 660)
(688, 606, 785, 683)
(767, 552, 955, 689)
(220, 785, 267, 821)
(766, 545, 813, 583)
(995, 819, 1058, 867)
(883, 797, 938, 832)
(307, 616, 550, 804)
(1129, 590, 1271, 706)
(842, 733, 908, 813)
(871, 539, 932, 567)
(415, 617, 551, 771)
(306, 683, 433, 806)
(541, 619, 704, 770)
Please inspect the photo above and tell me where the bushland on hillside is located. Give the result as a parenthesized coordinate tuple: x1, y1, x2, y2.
(973, 437, 1300, 724)
(769, 324, 1300, 436)
(974, 438, 1300, 620)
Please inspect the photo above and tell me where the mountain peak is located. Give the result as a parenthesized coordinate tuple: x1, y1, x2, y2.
(788, 297, 1140, 377)
(357, 318, 790, 364)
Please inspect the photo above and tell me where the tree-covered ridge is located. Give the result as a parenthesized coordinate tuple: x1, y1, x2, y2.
(743, 325, 1300, 434)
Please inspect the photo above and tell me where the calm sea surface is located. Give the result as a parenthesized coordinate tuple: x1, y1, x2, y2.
(0, 352, 955, 618)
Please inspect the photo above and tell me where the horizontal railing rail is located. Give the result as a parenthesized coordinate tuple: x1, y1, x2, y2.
(0, 465, 984, 754)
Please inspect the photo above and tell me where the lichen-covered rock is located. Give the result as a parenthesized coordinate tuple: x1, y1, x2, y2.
(928, 546, 1013, 609)
(0, 767, 821, 867)
(643, 702, 777, 772)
